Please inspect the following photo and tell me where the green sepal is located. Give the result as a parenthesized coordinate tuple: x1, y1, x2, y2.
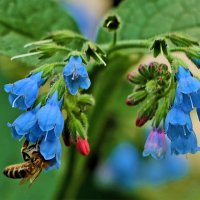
(43, 30, 87, 45)
(82, 41, 106, 66)
(31, 62, 65, 78)
(138, 95, 158, 119)
(151, 39, 167, 57)
(77, 94, 95, 107)
(167, 83, 177, 107)
(166, 33, 199, 47)
(48, 76, 66, 100)
(29, 43, 71, 59)
(67, 114, 86, 139)
(153, 98, 168, 127)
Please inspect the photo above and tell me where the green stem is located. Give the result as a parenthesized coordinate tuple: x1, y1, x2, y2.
(61, 54, 141, 199)
(100, 39, 151, 55)
(112, 31, 117, 46)
(169, 47, 187, 53)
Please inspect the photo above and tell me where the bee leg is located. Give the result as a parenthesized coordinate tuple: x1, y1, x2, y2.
(21, 140, 30, 161)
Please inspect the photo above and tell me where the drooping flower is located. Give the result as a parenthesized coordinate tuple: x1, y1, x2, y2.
(40, 132, 61, 161)
(7, 105, 40, 140)
(171, 132, 198, 155)
(7, 92, 64, 144)
(4, 72, 44, 110)
(36, 91, 64, 139)
(175, 66, 200, 112)
(164, 106, 193, 140)
(76, 136, 90, 156)
(63, 56, 91, 95)
(143, 128, 167, 159)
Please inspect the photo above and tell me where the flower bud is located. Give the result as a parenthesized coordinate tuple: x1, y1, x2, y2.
(138, 64, 152, 79)
(103, 15, 120, 31)
(76, 137, 90, 156)
(136, 96, 158, 127)
(83, 42, 106, 66)
(155, 64, 168, 75)
(127, 71, 147, 85)
(126, 90, 147, 106)
(136, 116, 149, 127)
(148, 62, 159, 76)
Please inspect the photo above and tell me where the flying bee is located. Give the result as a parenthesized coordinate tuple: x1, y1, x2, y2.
(3, 140, 50, 184)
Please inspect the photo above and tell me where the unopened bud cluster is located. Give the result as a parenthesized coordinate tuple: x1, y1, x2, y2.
(127, 62, 171, 127)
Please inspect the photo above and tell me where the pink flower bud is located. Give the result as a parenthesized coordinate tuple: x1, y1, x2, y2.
(76, 137, 90, 156)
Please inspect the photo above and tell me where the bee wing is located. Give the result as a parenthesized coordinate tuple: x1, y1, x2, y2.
(28, 168, 42, 187)
(19, 176, 31, 185)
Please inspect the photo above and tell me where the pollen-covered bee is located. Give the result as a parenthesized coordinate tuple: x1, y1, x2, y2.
(3, 140, 50, 184)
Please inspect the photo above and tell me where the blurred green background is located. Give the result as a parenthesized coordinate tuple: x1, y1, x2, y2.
(1, 0, 200, 199)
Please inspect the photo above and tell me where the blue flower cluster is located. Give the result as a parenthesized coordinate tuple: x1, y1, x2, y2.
(7, 92, 64, 170)
(4, 56, 91, 170)
(165, 66, 200, 155)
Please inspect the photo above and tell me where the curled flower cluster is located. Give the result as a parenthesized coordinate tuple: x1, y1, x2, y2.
(5, 55, 92, 172)
(127, 62, 200, 159)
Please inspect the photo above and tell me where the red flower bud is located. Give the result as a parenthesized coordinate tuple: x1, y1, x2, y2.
(127, 72, 135, 81)
(136, 116, 149, 127)
(76, 137, 90, 156)
(126, 97, 134, 106)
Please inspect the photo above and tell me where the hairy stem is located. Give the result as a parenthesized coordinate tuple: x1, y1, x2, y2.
(100, 39, 150, 55)
(60, 53, 141, 199)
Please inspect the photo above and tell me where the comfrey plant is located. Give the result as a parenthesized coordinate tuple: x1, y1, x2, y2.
(3, 14, 200, 184)
(127, 41, 200, 159)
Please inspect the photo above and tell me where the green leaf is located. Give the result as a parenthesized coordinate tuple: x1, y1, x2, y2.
(0, 0, 79, 60)
(97, 0, 200, 43)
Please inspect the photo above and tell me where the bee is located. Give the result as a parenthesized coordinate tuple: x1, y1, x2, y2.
(3, 140, 50, 184)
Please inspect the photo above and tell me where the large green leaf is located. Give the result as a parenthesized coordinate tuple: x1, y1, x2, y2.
(97, 0, 200, 43)
(0, 0, 79, 59)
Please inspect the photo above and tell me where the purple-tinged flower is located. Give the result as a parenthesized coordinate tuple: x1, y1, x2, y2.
(175, 66, 200, 112)
(36, 91, 64, 138)
(4, 72, 44, 110)
(164, 106, 193, 140)
(143, 128, 167, 159)
(171, 132, 198, 155)
(63, 56, 91, 95)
